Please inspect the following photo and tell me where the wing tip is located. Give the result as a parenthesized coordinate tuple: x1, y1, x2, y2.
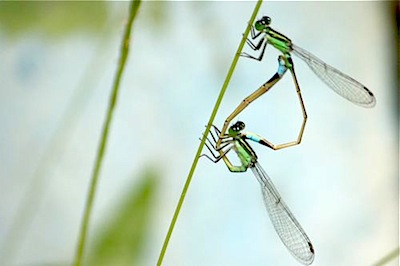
(363, 86, 376, 108)
(309, 241, 315, 255)
(304, 241, 315, 265)
(298, 242, 315, 265)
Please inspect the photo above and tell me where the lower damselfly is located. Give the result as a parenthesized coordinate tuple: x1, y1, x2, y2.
(202, 121, 315, 265)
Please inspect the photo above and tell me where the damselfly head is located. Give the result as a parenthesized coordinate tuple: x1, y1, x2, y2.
(230, 121, 245, 132)
(255, 16, 271, 31)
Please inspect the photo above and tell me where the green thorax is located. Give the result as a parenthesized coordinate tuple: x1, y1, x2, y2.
(233, 137, 257, 169)
(265, 27, 293, 54)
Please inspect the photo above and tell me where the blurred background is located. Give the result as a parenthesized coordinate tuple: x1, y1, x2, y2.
(0, 1, 398, 266)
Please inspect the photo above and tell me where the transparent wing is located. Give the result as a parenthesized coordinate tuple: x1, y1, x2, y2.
(292, 43, 376, 108)
(251, 162, 314, 265)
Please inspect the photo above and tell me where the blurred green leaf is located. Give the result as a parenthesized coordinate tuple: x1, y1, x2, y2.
(0, 1, 108, 37)
(88, 168, 159, 266)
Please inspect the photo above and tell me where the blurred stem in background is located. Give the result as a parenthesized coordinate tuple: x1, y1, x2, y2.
(156, 1, 263, 265)
(73, 1, 141, 265)
(373, 247, 399, 266)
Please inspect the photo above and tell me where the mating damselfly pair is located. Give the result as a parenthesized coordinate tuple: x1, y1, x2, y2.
(202, 16, 375, 265)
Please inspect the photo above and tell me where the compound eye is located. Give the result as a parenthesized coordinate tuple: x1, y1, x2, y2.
(260, 16, 271, 26)
(237, 121, 245, 130)
(231, 121, 245, 132)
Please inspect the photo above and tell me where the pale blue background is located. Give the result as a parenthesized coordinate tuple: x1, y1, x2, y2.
(0, 1, 397, 266)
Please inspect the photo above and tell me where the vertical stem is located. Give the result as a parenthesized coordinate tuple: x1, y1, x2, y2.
(373, 247, 399, 266)
(72, 1, 141, 265)
(156, 1, 263, 265)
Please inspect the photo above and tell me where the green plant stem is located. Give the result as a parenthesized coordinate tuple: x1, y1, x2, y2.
(373, 247, 399, 266)
(72, 1, 141, 265)
(156, 1, 263, 265)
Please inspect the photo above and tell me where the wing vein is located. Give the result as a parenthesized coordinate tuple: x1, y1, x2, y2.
(292, 43, 376, 107)
(251, 162, 314, 265)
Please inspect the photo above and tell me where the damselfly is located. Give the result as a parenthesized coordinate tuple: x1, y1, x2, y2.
(217, 16, 375, 149)
(243, 16, 376, 107)
(202, 121, 315, 265)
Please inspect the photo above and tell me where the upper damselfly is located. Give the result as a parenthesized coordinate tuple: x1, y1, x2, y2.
(217, 16, 375, 149)
(242, 16, 376, 108)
